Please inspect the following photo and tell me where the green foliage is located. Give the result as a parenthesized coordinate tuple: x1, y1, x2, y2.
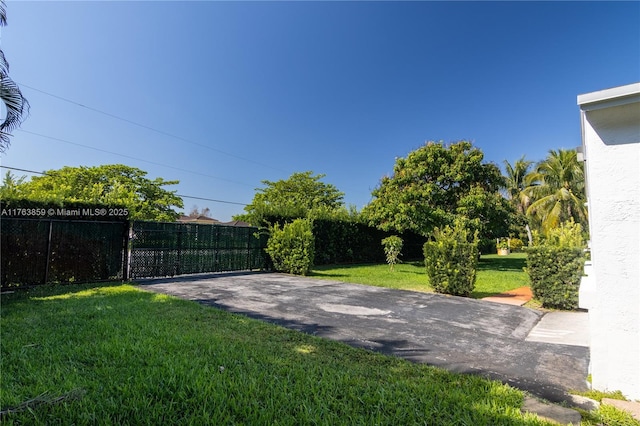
(0, 0, 30, 152)
(235, 171, 345, 226)
(0, 171, 25, 198)
(312, 219, 386, 265)
(496, 238, 510, 250)
(260, 217, 426, 266)
(363, 141, 510, 241)
(545, 219, 586, 249)
(525, 220, 586, 309)
(455, 186, 515, 243)
(423, 222, 479, 297)
(2, 164, 183, 221)
(525, 246, 584, 310)
(265, 218, 315, 275)
(509, 238, 524, 252)
(381, 235, 403, 271)
(524, 149, 588, 235)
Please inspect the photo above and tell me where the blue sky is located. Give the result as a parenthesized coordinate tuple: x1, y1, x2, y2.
(2, 1, 639, 221)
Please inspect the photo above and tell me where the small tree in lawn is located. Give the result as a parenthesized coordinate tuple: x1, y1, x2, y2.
(381, 235, 403, 271)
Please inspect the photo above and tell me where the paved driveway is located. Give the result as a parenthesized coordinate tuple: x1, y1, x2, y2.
(137, 272, 589, 404)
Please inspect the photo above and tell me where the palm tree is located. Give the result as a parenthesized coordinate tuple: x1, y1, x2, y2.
(524, 149, 587, 235)
(503, 156, 534, 244)
(503, 156, 534, 213)
(0, 0, 29, 152)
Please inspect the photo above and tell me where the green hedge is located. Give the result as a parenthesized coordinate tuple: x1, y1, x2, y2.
(423, 225, 478, 297)
(262, 215, 426, 266)
(525, 246, 584, 310)
(312, 219, 386, 264)
(265, 219, 315, 276)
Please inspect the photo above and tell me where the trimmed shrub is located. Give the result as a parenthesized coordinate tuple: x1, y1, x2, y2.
(381, 235, 403, 271)
(423, 223, 479, 297)
(265, 219, 314, 275)
(525, 246, 584, 310)
(525, 220, 586, 310)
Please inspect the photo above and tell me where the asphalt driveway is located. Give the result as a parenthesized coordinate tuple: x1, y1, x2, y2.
(137, 272, 589, 405)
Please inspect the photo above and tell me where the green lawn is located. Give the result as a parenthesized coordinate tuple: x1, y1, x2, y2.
(0, 282, 551, 425)
(311, 253, 530, 299)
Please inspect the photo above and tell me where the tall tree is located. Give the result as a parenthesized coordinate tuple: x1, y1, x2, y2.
(0, 0, 29, 151)
(524, 149, 587, 235)
(503, 156, 534, 244)
(363, 141, 512, 240)
(235, 171, 345, 226)
(0, 170, 25, 199)
(8, 164, 184, 221)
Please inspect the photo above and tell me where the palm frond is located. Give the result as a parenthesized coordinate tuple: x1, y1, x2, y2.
(0, 0, 6, 27)
(0, 75, 30, 151)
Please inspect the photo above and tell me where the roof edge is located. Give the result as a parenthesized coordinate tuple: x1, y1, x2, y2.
(578, 82, 640, 110)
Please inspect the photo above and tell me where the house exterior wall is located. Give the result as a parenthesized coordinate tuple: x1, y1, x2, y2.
(578, 83, 640, 399)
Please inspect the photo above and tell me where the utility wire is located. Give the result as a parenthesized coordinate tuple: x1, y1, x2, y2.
(0, 165, 249, 206)
(18, 129, 254, 188)
(19, 83, 286, 173)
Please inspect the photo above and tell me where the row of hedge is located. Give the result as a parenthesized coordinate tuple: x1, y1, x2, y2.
(263, 216, 587, 311)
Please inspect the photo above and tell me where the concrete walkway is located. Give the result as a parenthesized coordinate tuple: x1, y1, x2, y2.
(137, 272, 590, 406)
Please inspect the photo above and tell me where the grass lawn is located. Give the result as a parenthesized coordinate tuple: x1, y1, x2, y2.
(0, 282, 552, 425)
(312, 253, 530, 299)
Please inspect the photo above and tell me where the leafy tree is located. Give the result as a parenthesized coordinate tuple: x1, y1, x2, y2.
(7, 164, 183, 221)
(363, 141, 511, 241)
(235, 171, 345, 226)
(523, 149, 587, 235)
(0, 0, 30, 151)
(0, 171, 25, 199)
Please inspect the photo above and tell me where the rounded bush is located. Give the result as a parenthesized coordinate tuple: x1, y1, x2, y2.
(265, 219, 315, 276)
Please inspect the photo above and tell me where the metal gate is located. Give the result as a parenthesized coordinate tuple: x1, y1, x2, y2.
(128, 221, 267, 279)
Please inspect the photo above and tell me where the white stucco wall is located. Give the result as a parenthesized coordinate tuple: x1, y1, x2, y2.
(578, 83, 640, 400)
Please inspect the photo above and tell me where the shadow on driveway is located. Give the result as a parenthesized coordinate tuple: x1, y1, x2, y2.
(137, 271, 589, 405)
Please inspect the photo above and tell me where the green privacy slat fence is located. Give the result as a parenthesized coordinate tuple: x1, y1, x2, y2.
(1, 218, 128, 288)
(129, 221, 268, 279)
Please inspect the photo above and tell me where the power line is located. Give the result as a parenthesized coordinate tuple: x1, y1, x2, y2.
(0, 165, 249, 206)
(19, 82, 286, 173)
(178, 194, 247, 206)
(18, 129, 254, 188)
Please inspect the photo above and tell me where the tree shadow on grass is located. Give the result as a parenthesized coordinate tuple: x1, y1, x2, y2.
(477, 255, 526, 272)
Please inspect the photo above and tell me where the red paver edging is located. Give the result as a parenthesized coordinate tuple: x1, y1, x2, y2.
(482, 287, 532, 306)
